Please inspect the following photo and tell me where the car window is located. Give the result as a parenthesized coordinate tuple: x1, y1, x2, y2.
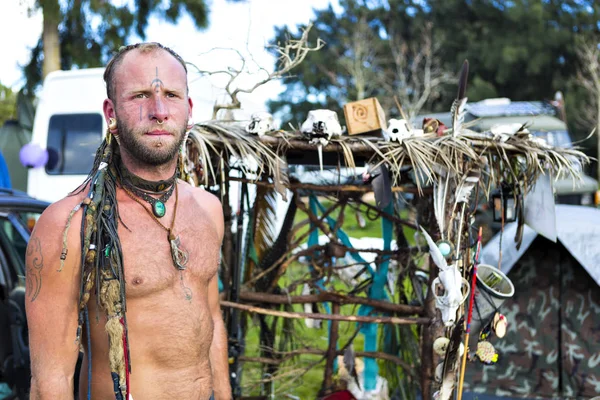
(0, 212, 41, 281)
(531, 130, 572, 148)
(46, 113, 103, 175)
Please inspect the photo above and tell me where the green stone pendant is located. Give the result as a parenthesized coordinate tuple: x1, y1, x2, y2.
(153, 201, 166, 218)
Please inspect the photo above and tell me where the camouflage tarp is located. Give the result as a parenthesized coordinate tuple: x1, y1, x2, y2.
(463, 238, 600, 399)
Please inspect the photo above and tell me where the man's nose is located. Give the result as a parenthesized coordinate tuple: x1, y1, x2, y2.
(149, 95, 169, 122)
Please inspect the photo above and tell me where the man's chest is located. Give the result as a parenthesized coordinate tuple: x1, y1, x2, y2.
(116, 209, 220, 297)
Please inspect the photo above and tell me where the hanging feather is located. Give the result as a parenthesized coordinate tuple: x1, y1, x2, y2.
(343, 344, 361, 390)
(438, 316, 465, 400)
(257, 193, 298, 291)
(514, 187, 524, 250)
(450, 159, 484, 226)
(273, 155, 290, 201)
(245, 185, 278, 283)
(432, 165, 454, 238)
(455, 164, 481, 205)
(451, 60, 469, 137)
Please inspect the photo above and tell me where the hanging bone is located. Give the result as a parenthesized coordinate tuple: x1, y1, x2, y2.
(300, 109, 343, 171)
(245, 111, 275, 136)
(420, 227, 469, 327)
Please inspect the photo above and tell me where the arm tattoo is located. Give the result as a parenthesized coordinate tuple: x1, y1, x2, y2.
(26, 236, 44, 302)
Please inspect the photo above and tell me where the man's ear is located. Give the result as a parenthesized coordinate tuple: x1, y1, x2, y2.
(103, 98, 116, 123)
(188, 97, 194, 120)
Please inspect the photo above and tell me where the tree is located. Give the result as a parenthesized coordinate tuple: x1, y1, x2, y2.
(269, 0, 600, 130)
(0, 83, 18, 128)
(268, 0, 445, 127)
(574, 37, 600, 179)
(426, 0, 600, 107)
(23, 0, 218, 92)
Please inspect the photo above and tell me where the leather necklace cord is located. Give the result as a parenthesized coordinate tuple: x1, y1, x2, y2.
(121, 181, 179, 241)
(116, 153, 177, 193)
(121, 178, 175, 218)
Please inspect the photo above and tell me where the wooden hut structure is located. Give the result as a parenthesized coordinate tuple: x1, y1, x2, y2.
(180, 102, 588, 399)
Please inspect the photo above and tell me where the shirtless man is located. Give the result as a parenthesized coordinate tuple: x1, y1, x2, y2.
(25, 43, 231, 400)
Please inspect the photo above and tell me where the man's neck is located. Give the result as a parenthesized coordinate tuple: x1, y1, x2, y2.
(118, 152, 178, 183)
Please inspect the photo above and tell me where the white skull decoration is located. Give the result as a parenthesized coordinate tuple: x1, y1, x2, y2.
(431, 268, 470, 327)
(300, 109, 343, 146)
(383, 118, 423, 143)
(421, 227, 470, 327)
(245, 112, 274, 136)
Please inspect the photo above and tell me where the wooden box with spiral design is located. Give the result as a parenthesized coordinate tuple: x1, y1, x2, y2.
(343, 97, 387, 136)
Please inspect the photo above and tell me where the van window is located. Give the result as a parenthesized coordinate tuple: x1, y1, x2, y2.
(46, 113, 103, 175)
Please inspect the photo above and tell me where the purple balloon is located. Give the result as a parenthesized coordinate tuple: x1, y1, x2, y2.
(20, 143, 49, 168)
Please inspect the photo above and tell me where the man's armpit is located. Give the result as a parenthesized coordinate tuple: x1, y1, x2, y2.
(26, 236, 44, 302)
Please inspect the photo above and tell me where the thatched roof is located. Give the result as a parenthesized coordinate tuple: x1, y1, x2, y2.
(185, 121, 589, 198)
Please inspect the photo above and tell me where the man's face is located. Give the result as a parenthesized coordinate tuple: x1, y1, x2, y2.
(107, 48, 193, 166)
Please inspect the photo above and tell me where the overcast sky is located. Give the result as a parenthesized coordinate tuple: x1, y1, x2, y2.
(0, 0, 340, 121)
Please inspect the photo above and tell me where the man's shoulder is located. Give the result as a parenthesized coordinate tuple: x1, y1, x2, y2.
(181, 183, 223, 237)
(183, 183, 221, 208)
(36, 191, 88, 234)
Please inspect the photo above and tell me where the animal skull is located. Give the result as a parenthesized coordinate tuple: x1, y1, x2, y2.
(300, 109, 343, 146)
(245, 111, 274, 136)
(432, 267, 470, 327)
(383, 118, 423, 142)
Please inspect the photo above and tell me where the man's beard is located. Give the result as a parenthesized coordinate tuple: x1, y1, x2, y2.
(116, 119, 186, 166)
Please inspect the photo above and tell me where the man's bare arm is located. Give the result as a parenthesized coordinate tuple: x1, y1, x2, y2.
(201, 189, 231, 399)
(208, 275, 231, 400)
(26, 200, 82, 399)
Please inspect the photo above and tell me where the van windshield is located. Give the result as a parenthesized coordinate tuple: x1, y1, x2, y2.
(46, 113, 103, 175)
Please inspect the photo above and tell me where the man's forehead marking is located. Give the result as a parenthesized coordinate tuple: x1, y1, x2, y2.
(151, 67, 164, 93)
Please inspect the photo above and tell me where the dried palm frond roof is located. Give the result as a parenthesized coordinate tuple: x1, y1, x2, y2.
(185, 121, 590, 195)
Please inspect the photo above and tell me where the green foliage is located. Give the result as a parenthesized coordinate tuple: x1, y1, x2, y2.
(0, 83, 17, 128)
(269, 0, 600, 144)
(22, 0, 219, 93)
(237, 197, 423, 398)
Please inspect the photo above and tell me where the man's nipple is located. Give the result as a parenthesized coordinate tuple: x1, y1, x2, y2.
(131, 276, 144, 286)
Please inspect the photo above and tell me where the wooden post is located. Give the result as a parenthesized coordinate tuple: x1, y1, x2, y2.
(420, 222, 445, 399)
(321, 303, 340, 396)
(420, 271, 436, 400)
(221, 169, 233, 293)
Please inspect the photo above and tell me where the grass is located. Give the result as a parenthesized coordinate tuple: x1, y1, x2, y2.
(237, 197, 422, 399)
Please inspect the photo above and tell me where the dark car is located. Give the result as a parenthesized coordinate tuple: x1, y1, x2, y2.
(0, 189, 49, 400)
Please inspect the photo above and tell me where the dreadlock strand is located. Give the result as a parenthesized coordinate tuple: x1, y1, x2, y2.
(73, 134, 130, 400)
(58, 202, 82, 272)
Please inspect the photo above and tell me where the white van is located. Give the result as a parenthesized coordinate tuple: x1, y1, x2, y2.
(26, 66, 264, 204)
(27, 68, 107, 203)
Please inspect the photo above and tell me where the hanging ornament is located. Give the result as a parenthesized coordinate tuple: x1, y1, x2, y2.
(493, 312, 508, 338)
(476, 341, 499, 364)
(437, 239, 454, 259)
(433, 337, 450, 357)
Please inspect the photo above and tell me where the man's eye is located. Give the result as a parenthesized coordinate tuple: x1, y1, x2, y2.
(166, 93, 177, 98)
(135, 93, 147, 99)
